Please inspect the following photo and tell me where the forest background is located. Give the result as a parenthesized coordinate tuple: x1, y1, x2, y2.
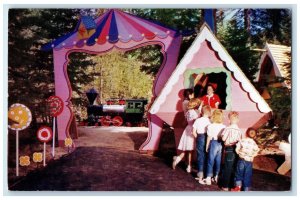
(8, 8, 291, 139)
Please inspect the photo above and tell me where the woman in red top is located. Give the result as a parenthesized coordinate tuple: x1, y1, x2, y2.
(200, 84, 221, 109)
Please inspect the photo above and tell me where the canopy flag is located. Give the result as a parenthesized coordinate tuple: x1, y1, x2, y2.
(41, 9, 195, 51)
(77, 15, 97, 39)
(204, 9, 215, 34)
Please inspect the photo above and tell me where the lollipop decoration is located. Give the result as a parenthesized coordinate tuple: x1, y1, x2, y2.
(46, 96, 64, 158)
(47, 96, 64, 117)
(8, 103, 32, 176)
(37, 126, 53, 166)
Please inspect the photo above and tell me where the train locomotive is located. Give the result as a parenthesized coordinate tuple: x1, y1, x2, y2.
(83, 88, 148, 127)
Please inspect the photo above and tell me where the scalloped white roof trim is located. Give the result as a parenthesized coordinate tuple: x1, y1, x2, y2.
(150, 24, 272, 114)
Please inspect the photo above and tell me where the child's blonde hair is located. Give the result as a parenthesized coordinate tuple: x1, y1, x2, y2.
(187, 98, 201, 110)
(211, 109, 224, 123)
(202, 105, 211, 116)
(228, 111, 239, 120)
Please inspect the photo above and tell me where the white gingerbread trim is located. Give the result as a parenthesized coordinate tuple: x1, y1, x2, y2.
(150, 24, 272, 114)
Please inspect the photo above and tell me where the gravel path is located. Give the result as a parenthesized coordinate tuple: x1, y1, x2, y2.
(8, 127, 291, 191)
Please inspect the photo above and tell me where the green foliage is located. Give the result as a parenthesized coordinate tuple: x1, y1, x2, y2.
(128, 9, 201, 31)
(67, 52, 95, 109)
(8, 9, 80, 124)
(93, 51, 153, 101)
(218, 19, 259, 82)
(8, 8, 292, 128)
(67, 51, 154, 120)
(255, 84, 291, 144)
(125, 9, 201, 75)
(267, 85, 291, 130)
(220, 9, 292, 46)
(125, 45, 163, 76)
(250, 9, 292, 46)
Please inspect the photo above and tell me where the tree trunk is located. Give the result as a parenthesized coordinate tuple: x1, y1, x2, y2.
(244, 9, 251, 33)
(244, 9, 251, 44)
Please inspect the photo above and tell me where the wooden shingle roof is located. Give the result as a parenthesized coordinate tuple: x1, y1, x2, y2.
(266, 43, 291, 79)
(255, 43, 291, 89)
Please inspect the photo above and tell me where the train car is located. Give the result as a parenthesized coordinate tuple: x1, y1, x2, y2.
(86, 98, 148, 127)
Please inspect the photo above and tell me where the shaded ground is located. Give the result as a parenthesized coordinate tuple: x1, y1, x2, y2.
(8, 127, 291, 191)
(9, 146, 221, 191)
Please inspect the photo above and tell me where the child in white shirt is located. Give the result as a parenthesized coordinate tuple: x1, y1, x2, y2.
(192, 105, 212, 180)
(199, 109, 225, 185)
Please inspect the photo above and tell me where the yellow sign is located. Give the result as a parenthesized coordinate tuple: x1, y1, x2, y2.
(19, 156, 30, 166)
(8, 104, 32, 131)
(33, 152, 43, 163)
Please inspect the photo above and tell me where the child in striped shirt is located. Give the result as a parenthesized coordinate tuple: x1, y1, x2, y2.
(231, 128, 260, 191)
(220, 111, 242, 191)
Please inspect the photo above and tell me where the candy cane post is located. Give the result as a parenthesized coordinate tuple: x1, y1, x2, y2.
(8, 104, 32, 176)
(37, 126, 53, 166)
(46, 96, 64, 158)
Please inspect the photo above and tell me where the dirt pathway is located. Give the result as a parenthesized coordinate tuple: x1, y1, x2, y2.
(8, 127, 291, 191)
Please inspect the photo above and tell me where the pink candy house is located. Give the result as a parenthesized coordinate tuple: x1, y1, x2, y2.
(140, 24, 272, 152)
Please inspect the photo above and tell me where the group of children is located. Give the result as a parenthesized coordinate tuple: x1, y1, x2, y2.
(172, 86, 260, 191)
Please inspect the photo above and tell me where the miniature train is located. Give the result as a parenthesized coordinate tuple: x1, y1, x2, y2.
(83, 98, 148, 127)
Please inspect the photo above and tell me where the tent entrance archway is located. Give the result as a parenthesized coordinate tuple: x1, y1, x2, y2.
(67, 44, 163, 125)
(43, 9, 182, 150)
(53, 37, 181, 147)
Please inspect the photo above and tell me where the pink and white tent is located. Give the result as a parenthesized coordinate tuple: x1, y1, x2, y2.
(43, 9, 182, 147)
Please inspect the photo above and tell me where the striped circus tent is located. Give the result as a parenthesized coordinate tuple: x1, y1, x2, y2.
(41, 9, 186, 151)
(42, 9, 191, 51)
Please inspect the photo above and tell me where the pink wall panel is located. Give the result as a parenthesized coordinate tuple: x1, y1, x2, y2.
(186, 41, 224, 69)
(230, 77, 259, 111)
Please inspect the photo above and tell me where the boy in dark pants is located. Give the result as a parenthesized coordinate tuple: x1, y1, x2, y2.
(220, 111, 242, 191)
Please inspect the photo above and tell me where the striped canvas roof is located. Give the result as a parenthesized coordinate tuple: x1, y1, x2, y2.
(41, 9, 191, 51)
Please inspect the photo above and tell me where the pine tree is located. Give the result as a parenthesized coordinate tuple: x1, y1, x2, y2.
(8, 9, 80, 123)
(218, 19, 259, 82)
(125, 9, 202, 75)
